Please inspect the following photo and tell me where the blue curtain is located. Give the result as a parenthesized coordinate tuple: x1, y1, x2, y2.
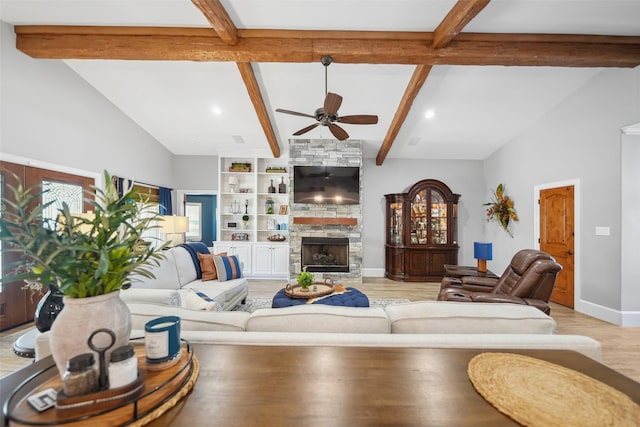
(159, 187, 172, 215)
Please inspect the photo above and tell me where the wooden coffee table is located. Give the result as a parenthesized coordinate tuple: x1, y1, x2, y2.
(4, 345, 639, 426)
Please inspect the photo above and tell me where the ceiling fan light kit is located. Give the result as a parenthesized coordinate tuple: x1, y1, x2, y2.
(276, 56, 378, 141)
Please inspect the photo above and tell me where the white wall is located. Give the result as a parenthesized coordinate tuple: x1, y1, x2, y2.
(361, 157, 486, 275)
(621, 130, 640, 320)
(484, 67, 640, 324)
(172, 155, 219, 191)
(0, 22, 174, 188)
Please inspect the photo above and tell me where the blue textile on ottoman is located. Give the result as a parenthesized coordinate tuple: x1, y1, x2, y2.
(272, 287, 369, 308)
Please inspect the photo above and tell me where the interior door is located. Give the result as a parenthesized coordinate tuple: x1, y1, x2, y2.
(0, 161, 94, 331)
(540, 186, 575, 308)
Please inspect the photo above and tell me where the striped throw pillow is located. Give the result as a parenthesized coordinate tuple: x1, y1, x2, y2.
(213, 255, 242, 282)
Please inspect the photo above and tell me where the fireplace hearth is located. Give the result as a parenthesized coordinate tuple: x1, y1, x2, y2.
(301, 237, 349, 273)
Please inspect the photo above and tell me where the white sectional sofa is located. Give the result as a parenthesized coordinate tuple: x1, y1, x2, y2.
(36, 300, 602, 362)
(123, 244, 249, 312)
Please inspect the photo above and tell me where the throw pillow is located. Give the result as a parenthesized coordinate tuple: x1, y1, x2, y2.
(213, 255, 242, 282)
(185, 289, 223, 312)
(197, 252, 227, 281)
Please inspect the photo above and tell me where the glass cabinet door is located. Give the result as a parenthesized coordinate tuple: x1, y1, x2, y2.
(429, 189, 448, 244)
(387, 201, 403, 245)
(411, 190, 428, 244)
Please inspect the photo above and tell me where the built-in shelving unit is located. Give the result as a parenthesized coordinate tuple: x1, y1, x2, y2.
(216, 156, 290, 278)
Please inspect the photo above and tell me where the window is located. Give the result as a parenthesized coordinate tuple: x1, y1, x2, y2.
(41, 180, 84, 230)
(185, 202, 202, 242)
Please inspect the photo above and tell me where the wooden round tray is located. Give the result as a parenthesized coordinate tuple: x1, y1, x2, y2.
(284, 281, 335, 299)
(5, 340, 198, 426)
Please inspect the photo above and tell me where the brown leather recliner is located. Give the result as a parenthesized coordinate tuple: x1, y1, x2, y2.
(437, 249, 562, 314)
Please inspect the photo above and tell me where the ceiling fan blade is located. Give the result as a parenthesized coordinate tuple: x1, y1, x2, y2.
(276, 108, 316, 119)
(324, 92, 343, 116)
(338, 115, 379, 125)
(293, 123, 320, 136)
(328, 123, 349, 141)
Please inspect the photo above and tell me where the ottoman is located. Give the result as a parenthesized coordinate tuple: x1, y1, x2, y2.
(272, 287, 369, 308)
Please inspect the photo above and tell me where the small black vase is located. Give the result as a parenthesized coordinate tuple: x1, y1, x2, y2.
(34, 285, 65, 332)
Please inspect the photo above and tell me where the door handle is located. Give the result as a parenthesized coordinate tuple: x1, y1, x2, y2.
(566, 250, 573, 255)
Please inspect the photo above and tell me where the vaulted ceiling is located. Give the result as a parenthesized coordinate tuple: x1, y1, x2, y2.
(1, 0, 639, 164)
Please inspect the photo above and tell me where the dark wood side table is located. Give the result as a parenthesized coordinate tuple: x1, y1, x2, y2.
(444, 264, 500, 279)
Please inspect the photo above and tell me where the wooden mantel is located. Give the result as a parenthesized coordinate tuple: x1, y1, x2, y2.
(293, 217, 358, 226)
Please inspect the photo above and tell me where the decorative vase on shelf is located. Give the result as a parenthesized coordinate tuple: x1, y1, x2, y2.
(268, 179, 276, 194)
(278, 176, 287, 194)
(49, 291, 132, 375)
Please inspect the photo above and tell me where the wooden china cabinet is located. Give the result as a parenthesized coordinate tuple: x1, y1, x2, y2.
(384, 179, 460, 281)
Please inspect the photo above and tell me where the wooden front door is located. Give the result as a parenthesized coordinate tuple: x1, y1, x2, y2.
(539, 186, 575, 308)
(0, 161, 94, 331)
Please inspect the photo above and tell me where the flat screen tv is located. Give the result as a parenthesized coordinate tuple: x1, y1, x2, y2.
(293, 166, 360, 204)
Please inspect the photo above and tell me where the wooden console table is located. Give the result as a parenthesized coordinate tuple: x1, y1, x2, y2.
(3, 345, 639, 426)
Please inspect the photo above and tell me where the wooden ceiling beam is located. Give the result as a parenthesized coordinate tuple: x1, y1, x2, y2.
(15, 27, 640, 68)
(192, 0, 280, 157)
(191, 0, 238, 45)
(376, 65, 432, 166)
(237, 62, 281, 158)
(433, 0, 491, 49)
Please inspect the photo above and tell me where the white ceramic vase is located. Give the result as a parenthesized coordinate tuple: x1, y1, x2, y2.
(49, 291, 132, 376)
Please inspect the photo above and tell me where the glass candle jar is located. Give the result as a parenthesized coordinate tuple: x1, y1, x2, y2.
(265, 198, 274, 214)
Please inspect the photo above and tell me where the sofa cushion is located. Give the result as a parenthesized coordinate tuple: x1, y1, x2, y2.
(185, 289, 223, 312)
(213, 255, 242, 281)
(197, 252, 228, 281)
(178, 242, 211, 279)
(385, 301, 556, 334)
(182, 277, 249, 311)
(171, 246, 199, 286)
(127, 303, 249, 332)
(246, 305, 390, 333)
(120, 288, 181, 306)
(128, 251, 180, 290)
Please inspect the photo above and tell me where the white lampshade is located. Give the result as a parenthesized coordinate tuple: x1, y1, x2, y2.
(228, 176, 239, 186)
(159, 215, 189, 233)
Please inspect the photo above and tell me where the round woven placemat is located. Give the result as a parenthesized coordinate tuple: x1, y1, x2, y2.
(468, 352, 640, 427)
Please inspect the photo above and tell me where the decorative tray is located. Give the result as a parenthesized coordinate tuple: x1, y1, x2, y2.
(285, 280, 335, 299)
(267, 235, 286, 242)
(4, 340, 199, 427)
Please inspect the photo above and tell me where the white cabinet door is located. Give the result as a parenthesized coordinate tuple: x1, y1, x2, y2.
(252, 244, 289, 278)
(213, 242, 252, 275)
(271, 245, 290, 276)
(252, 244, 273, 276)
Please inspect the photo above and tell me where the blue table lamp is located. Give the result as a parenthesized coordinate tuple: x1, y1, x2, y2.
(474, 242, 493, 272)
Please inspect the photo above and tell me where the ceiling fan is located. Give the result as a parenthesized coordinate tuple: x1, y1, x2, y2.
(276, 55, 379, 141)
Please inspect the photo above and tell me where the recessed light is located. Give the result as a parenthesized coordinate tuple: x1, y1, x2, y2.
(424, 109, 435, 119)
(211, 106, 222, 115)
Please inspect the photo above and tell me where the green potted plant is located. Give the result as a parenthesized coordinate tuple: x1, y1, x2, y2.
(0, 170, 167, 375)
(296, 271, 314, 292)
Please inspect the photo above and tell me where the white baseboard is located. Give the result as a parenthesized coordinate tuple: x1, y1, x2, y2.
(575, 299, 640, 326)
(363, 268, 386, 278)
(621, 311, 640, 327)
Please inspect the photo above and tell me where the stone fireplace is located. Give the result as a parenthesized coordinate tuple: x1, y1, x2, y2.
(301, 237, 349, 273)
(289, 139, 363, 285)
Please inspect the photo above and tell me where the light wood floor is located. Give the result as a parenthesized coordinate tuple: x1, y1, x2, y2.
(2, 278, 639, 383)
